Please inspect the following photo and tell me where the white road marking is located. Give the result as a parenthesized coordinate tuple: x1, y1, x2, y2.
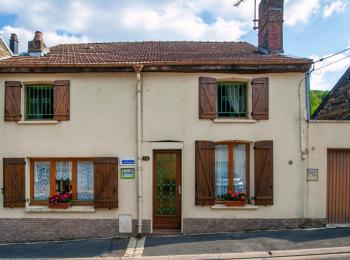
(134, 237, 145, 257)
(124, 237, 138, 257)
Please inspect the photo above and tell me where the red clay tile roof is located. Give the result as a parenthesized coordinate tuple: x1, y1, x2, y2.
(0, 41, 312, 67)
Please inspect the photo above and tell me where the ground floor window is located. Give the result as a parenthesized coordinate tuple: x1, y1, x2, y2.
(31, 158, 94, 203)
(215, 142, 250, 199)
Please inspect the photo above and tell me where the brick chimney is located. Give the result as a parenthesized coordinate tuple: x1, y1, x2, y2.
(258, 0, 284, 53)
(28, 31, 49, 56)
(9, 33, 18, 54)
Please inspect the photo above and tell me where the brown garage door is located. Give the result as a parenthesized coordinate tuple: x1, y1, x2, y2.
(327, 149, 350, 224)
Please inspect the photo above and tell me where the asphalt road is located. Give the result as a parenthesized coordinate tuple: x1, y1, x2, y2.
(0, 237, 129, 258)
(1, 227, 350, 258)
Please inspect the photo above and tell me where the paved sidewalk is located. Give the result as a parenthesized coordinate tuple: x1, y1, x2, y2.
(143, 227, 350, 256)
(1, 227, 350, 258)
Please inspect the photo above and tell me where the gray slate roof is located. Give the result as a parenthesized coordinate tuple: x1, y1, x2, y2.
(312, 67, 350, 120)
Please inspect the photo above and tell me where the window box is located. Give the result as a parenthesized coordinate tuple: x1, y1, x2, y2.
(224, 200, 246, 207)
(25, 205, 96, 213)
(48, 202, 71, 209)
(211, 204, 258, 210)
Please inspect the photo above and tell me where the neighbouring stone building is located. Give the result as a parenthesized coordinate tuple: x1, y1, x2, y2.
(312, 67, 350, 120)
(0, 34, 12, 58)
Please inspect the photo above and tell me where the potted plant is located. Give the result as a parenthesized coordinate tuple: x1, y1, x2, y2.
(223, 191, 247, 206)
(48, 192, 73, 209)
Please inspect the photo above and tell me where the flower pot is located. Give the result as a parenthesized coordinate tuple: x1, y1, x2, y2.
(49, 203, 71, 209)
(224, 200, 245, 207)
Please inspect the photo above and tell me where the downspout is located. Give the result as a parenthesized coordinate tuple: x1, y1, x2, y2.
(134, 64, 143, 237)
(304, 70, 311, 219)
(305, 70, 311, 122)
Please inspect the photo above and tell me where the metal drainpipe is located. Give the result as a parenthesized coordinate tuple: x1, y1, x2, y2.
(305, 70, 311, 121)
(304, 70, 311, 219)
(134, 65, 143, 237)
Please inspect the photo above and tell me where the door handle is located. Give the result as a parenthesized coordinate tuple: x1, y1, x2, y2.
(178, 185, 181, 195)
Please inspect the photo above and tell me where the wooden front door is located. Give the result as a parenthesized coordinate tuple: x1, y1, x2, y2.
(153, 150, 181, 230)
(327, 149, 350, 223)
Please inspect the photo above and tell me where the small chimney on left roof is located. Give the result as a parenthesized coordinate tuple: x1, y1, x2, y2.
(9, 33, 18, 54)
(28, 31, 49, 56)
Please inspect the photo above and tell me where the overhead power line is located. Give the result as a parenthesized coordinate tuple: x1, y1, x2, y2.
(313, 47, 350, 64)
(312, 54, 350, 72)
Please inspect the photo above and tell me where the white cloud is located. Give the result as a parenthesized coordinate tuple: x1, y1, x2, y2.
(0, 26, 89, 53)
(310, 51, 350, 90)
(284, 0, 320, 26)
(323, 0, 347, 17)
(0, 0, 255, 52)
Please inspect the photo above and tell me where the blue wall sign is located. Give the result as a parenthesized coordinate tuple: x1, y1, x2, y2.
(120, 157, 136, 166)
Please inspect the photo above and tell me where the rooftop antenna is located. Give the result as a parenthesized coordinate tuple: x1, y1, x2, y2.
(253, 0, 259, 30)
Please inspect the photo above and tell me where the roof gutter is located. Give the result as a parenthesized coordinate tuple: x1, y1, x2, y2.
(0, 63, 313, 74)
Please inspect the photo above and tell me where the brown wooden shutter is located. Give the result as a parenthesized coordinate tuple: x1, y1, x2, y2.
(251, 77, 269, 120)
(3, 158, 26, 208)
(199, 77, 217, 119)
(4, 81, 22, 121)
(195, 141, 215, 205)
(93, 157, 118, 209)
(254, 141, 273, 205)
(54, 80, 70, 121)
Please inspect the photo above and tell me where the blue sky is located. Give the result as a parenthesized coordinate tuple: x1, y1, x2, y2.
(0, 0, 349, 90)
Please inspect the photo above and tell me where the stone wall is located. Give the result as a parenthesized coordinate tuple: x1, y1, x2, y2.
(0, 219, 150, 243)
(0, 40, 10, 58)
(183, 218, 326, 234)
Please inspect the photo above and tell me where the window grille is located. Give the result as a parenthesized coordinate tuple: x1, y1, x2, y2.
(217, 82, 247, 118)
(26, 85, 54, 120)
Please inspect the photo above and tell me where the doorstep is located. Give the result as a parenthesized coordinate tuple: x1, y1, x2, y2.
(151, 229, 181, 236)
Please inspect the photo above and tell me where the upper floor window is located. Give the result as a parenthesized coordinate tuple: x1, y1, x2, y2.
(4, 80, 70, 122)
(199, 77, 269, 121)
(26, 85, 54, 120)
(217, 82, 247, 118)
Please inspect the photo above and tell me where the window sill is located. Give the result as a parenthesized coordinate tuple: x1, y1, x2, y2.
(25, 206, 96, 213)
(212, 204, 258, 210)
(213, 118, 257, 124)
(17, 120, 58, 125)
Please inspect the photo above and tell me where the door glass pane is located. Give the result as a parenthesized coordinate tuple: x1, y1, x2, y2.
(215, 144, 229, 198)
(77, 161, 94, 201)
(155, 153, 177, 216)
(234, 144, 247, 193)
(55, 161, 72, 194)
(34, 161, 50, 200)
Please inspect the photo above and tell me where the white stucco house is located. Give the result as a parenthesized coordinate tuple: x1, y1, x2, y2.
(1, 0, 349, 243)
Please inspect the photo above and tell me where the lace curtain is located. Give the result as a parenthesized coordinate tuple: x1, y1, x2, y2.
(215, 144, 229, 197)
(227, 87, 240, 113)
(34, 161, 50, 200)
(234, 144, 247, 193)
(77, 161, 94, 201)
(55, 161, 72, 193)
